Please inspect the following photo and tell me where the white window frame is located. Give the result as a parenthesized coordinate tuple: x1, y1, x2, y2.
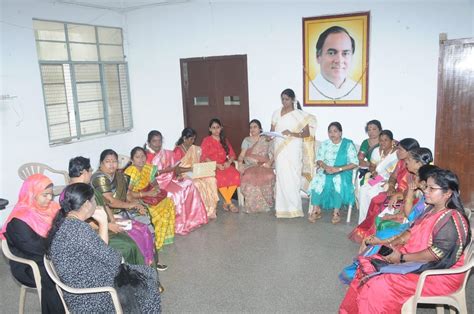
(33, 19, 133, 146)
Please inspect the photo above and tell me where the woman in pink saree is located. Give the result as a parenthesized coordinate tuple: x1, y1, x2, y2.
(340, 168, 471, 313)
(173, 128, 219, 219)
(238, 119, 275, 213)
(145, 130, 208, 235)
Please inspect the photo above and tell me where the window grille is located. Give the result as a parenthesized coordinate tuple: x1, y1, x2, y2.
(33, 19, 133, 145)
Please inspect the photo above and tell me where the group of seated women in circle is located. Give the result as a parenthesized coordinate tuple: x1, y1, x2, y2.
(332, 120, 472, 313)
(0, 88, 471, 313)
(0, 118, 279, 313)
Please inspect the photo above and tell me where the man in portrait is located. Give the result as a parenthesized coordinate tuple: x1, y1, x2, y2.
(309, 26, 362, 101)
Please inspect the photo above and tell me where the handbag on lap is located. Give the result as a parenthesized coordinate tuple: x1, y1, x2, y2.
(140, 185, 167, 206)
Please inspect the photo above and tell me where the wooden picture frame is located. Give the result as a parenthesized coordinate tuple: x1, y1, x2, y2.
(303, 12, 370, 106)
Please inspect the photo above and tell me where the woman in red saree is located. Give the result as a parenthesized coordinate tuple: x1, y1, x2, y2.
(145, 130, 208, 235)
(340, 168, 471, 313)
(349, 138, 419, 243)
(201, 118, 241, 213)
(237, 119, 275, 213)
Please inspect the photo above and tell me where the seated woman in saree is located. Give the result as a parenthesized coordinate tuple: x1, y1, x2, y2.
(339, 169, 471, 314)
(340, 162, 438, 284)
(145, 130, 208, 235)
(173, 128, 219, 219)
(271, 88, 317, 218)
(124, 146, 176, 250)
(201, 118, 241, 213)
(357, 120, 382, 185)
(349, 138, 420, 243)
(91, 149, 156, 266)
(68, 156, 145, 265)
(357, 130, 398, 224)
(0, 174, 65, 313)
(47, 183, 161, 313)
(237, 119, 275, 213)
(308, 122, 358, 224)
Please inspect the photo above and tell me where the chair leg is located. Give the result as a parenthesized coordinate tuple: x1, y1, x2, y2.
(19, 286, 26, 314)
(401, 297, 416, 314)
(346, 205, 352, 223)
(455, 293, 467, 314)
(237, 188, 244, 207)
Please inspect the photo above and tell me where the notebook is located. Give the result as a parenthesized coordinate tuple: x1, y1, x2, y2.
(190, 161, 217, 179)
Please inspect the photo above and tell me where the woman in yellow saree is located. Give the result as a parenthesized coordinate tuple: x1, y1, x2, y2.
(124, 147, 175, 250)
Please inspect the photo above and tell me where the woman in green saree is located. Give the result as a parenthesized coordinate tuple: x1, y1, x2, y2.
(308, 122, 358, 224)
(68, 156, 145, 265)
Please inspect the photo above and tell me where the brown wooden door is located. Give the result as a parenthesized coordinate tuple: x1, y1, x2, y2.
(434, 36, 474, 210)
(180, 55, 249, 154)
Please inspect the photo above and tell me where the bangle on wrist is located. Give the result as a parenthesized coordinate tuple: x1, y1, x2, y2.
(400, 254, 406, 263)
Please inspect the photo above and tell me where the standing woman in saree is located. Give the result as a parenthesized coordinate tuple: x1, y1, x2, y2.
(91, 149, 156, 266)
(124, 147, 176, 250)
(308, 122, 358, 224)
(145, 130, 208, 235)
(173, 128, 219, 219)
(237, 119, 275, 213)
(201, 118, 241, 213)
(271, 88, 317, 218)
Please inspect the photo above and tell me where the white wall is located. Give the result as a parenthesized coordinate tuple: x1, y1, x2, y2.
(124, 0, 472, 147)
(0, 1, 135, 214)
(1, 0, 473, 219)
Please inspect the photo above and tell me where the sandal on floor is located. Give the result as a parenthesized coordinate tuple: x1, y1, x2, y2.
(222, 203, 230, 211)
(331, 212, 341, 224)
(229, 203, 239, 213)
(308, 211, 322, 223)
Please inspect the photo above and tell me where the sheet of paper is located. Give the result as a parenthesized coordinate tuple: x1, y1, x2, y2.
(260, 131, 285, 138)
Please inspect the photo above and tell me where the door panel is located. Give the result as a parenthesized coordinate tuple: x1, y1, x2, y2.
(181, 55, 249, 155)
(181, 59, 215, 145)
(434, 38, 474, 209)
(213, 57, 249, 154)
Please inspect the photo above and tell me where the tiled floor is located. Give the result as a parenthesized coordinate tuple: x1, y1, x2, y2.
(0, 199, 472, 313)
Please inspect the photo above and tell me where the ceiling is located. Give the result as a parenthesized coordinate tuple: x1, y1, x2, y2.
(55, 0, 190, 12)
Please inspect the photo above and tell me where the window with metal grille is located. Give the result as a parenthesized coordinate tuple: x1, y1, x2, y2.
(33, 19, 133, 145)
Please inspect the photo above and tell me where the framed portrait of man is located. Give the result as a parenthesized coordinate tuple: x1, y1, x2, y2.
(303, 12, 370, 106)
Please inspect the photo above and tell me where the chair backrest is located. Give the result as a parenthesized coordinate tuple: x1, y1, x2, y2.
(117, 155, 130, 170)
(18, 163, 70, 184)
(458, 239, 474, 290)
(43, 256, 123, 314)
(1, 240, 42, 302)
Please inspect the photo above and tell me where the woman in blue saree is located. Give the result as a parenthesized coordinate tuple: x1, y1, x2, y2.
(308, 122, 358, 224)
(339, 153, 436, 284)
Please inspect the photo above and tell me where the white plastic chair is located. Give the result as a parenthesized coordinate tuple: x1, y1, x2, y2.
(401, 239, 474, 314)
(18, 163, 70, 196)
(1, 240, 42, 314)
(117, 154, 130, 170)
(43, 256, 123, 314)
(345, 167, 360, 223)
